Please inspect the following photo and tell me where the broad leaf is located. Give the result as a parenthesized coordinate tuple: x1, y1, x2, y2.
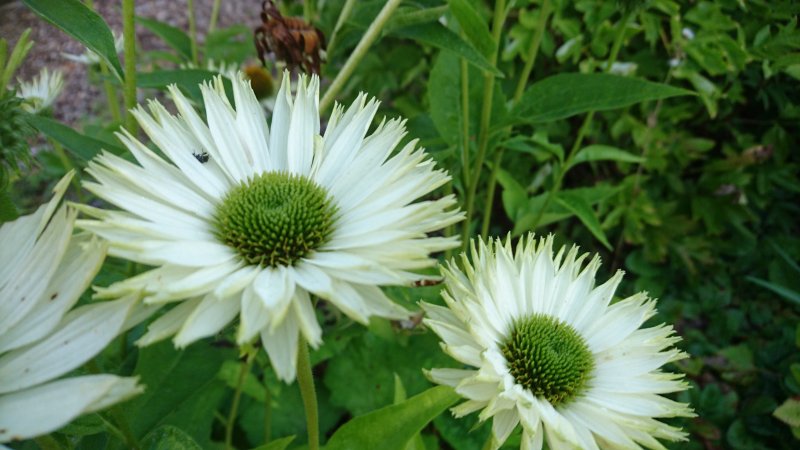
(22, 0, 123, 78)
(137, 69, 231, 102)
(141, 425, 203, 450)
(391, 23, 502, 76)
(249, 436, 296, 450)
(511, 73, 693, 123)
(428, 51, 462, 147)
(570, 145, 645, 168)
(138, 17, 192, 60)
(325, 386, 459, 450)
(746, 277, 800, 306)
(447, 0, 494, 57)
(555, 191, 612, 250)
(25, 115, 126, 163)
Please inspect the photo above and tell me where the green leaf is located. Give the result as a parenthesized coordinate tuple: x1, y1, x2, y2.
(137, 69, 230, 102)
(122, 341, 233, 448)
(746, 276, 800, 306)
(496, 168, 527, 221)
(137, 17, 192, 60)
(775, 398, 800, 429)
(24, 115, 126, 163)
(427, 51, 462, 147)
(391, 23, 502, 76)
(249, 436, 296, 450)
(22, 0, 123, 78)
(570, 145, 645, 168)
(447, 0, 494, 57)
(511, 73, 693, 124)
(141, 425, 203, 450)
(555, 191, 612, 250)
(325, 386, 459, 450)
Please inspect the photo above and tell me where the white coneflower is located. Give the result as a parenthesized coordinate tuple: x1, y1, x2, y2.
(62, 32, 124, 65)
(0, 172, 143, 443)
(77, 73, 462, 382)
(423, 234, 694, 450)
(16, 68, 64, 113)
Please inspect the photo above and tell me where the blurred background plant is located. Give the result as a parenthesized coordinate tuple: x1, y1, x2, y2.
(1, 0, 798, 448)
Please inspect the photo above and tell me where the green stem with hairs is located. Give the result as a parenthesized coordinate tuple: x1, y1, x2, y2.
(459, 58, 471, 190)
(460, 0, 508, 251)
(481, 0, 552, 238)
(85, 0, 121, 123)
(121, 0, 137, 133)
(187, 0, 199, 65)
(263, 373, 272, 445)
(528, 9, 631, 231)
(319, 0, 403, 113)
(304, 0, 316, 22)
(208, 0, 222, 33)
(297, 335, 319, 450)
(225, 350, 257, 450)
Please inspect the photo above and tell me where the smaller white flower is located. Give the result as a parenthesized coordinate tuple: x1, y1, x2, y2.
(608, 61, 638, 77)
(16, 68, 64, 114)
(681, 27, 695, 41)
(62, 32, 124, 65)
(423, 234, 694, 450)
(0, 172, 143, 444)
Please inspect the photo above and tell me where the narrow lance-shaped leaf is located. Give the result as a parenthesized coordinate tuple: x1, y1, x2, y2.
(447, 0, 494, 57)
(137, 17, 192, 61)
(325, 386, 459, 450)
(569, 144, 645, 168)
(22, 0, 123, 78)
(511, 73, 694, 124)
(555, 191, 613, 250)
(391, 23, 502, 76)
(24, 115, 126, 163)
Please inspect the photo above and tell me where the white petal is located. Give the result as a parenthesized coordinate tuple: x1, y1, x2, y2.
(261, 313, 299, 382)
(174, 294, 240, 347)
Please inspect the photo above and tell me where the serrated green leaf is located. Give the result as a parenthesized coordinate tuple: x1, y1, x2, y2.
(511, 73, 693, 124)
(325, 386, 459, 450)
(137, 17, 192, 60)
(391, 23, 502, 76)
(249, 436, 296, 450)
(120, 341, 233, 449)
(141, 425, 203, 450)
(428, 51, 462, 147)
(555, 191, 612, 250)
(22, 0, 123, 78)
(447, 0, 494, 57)
(774, 398, 800, 428)
(24, 115, 126, 163)
(570, 145, 645, 168)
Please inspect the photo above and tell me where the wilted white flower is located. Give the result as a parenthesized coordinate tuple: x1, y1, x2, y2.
(77, 73, 462, 382)
(62, 32, 124, 65)
(16, 68, 64, 113)
(0, 172, 143, 443)
(423, 234, 694, 450)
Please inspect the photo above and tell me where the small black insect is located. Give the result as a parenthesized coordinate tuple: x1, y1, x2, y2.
(193, 152, 210, 163)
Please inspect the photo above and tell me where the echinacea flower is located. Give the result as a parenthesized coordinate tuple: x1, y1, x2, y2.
(0, 172, 143, 444)
(16, 67, 64, 113)
(77, 73, 462, 382)
(62, 32, 123, 65)
(423, 235, 694, 450)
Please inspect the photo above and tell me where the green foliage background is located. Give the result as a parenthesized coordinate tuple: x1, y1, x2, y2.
(4, 0, 800, 448)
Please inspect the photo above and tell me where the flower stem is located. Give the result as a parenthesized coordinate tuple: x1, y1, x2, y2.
(461, 0, 508, 251)
(319, 0, 403, 113)
(263, 372, 272, 445)
(208, 0, 222, 33)
(98, 62, 122, 123)
(225, 350, 256, 450)
(297, 335, 319, 450)
(459, 58, 471, 189)
(121, 0, 137, 134)
(187, 0, 199, 65)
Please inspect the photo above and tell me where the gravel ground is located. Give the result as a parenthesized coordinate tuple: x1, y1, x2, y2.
(0, 0, 263, 124)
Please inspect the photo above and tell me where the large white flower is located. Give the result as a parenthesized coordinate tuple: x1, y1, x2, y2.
(0, 172, 143, 444)
(422, 235, 694, 450)
(77, 73, 462, 382)
(16, 67, 64, 113)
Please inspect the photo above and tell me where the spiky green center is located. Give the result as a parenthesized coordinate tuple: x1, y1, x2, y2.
(214, 172, 336, 267)
(501, 314, 594, 406)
